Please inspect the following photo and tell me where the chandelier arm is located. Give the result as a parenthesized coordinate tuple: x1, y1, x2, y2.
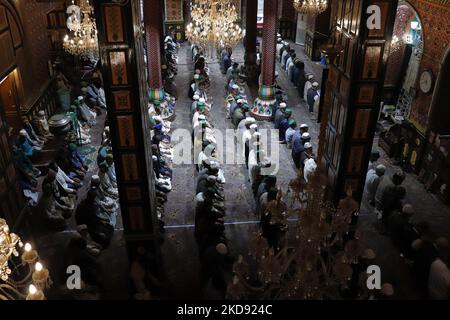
(5, 268, 33, 286)
(0, 284, 25, 299)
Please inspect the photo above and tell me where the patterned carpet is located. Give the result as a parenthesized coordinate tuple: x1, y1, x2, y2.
(77, 145, 97, 167)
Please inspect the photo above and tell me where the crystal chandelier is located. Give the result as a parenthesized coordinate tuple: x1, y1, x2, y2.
(227, 173, 366, 299)
(1, 218, 51, 300)
(293, 0, 328, 15)
(186, 0, 243, 49)
(63, 0, 99, 60)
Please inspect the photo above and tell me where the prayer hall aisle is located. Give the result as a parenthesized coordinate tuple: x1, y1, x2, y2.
(161, 42, 316, 298)
(161, 43, 260, 298)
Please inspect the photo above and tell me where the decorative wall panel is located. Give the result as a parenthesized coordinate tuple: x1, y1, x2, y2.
(94, 0, 159, 261)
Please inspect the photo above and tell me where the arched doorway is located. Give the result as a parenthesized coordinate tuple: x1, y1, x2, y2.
(383, 1, 423, 118)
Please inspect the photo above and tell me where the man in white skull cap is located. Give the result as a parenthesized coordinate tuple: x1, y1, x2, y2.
(191, 94, 200, 114)
(307, 81, 320, 114)
(303, 74, 315, 102)
(303, 143, 317, 182)
(300, 123, 309, 134)
(276, 37, 283, 60)
(242, 123, 258, 167)
(274, 102, 287, 129)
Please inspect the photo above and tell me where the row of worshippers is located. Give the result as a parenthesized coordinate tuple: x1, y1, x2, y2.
(14, 114, 61, 210)
(36, 143, 90, 231)
(223, 76, 289, 251)
(162, 33, 179, 99)
(225, 84, 251, 128)
(272, 100, 317, 183)
(74, 129, 119, 251)
(365, 165, 450, 299)
(148, 42, 179, 230)
(14, 113, 55, 203)
(220, 46, 233, 75)
(190, 57, 233, 298)
(276, 37, 321, 118)
(189, 46, 210, 98)
(65, 73, 107, 146)
(246, 126, 287, 251)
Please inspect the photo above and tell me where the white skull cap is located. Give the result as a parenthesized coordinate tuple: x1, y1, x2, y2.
(307, 74, 314, 80)
(244, 117, 253, 124)
(312, 82, 319, 87)
(77, 96, 84, 100)
(199, 97, 206, 103)
(237, 99, 244, 104)
(198, 114, 206, 120)
(91, 175, 100, 180)
(250, 124, 258, 130)
(301, 132, 311, 139)
(304, 142, 312, 149)
(279, 102, 287, 108)
(300, 123, 309, 129)
(194, 74, 200, 79)
(232, 84, 239, 89)
(193, 94, 200, 100)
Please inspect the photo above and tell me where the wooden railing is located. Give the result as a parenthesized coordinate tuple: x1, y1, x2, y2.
(21, 78, 60, 121)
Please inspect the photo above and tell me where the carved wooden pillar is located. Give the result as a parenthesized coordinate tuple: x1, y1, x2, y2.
(251, 0, 278, 121)
(93, 0, 160, 286)
(323, 0, 398, 204)
(244, 0, 258, 80)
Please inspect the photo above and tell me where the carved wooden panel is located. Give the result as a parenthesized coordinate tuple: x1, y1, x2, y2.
(104, 5, 125, 43)
(95, 0, 158, 248)
(164, 0, 183, 22)
(324, 0, 398, 202)
(113, 91, 132, 111)
(109, 51, 129, 85)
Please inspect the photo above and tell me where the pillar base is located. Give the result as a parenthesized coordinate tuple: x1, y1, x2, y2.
(250, 85, 276, 121)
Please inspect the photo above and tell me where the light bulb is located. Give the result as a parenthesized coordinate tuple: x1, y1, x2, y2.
(35, 262, 43, 272)
(24, 243, 32, 252)
(29, 284, 37, 294)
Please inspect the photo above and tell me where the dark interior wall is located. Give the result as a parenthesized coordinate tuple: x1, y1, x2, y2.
(16, 1, 64, 106)
(429, 51, 450, 134)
